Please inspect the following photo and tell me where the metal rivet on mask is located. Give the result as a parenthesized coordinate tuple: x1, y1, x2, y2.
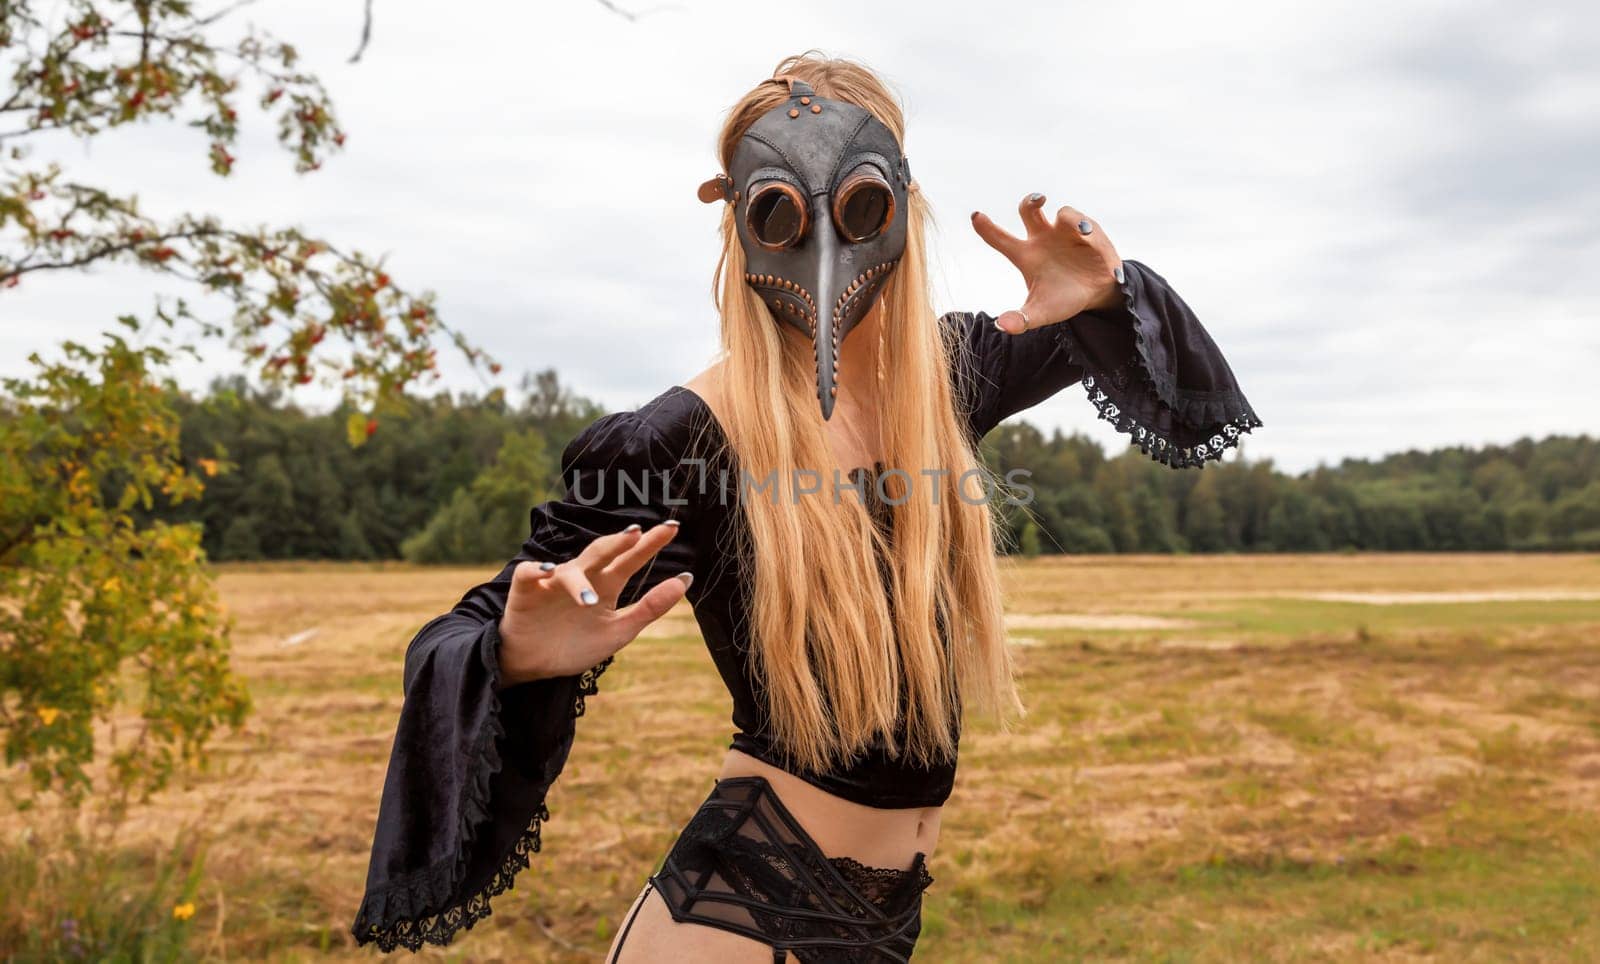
(810, 104, 821, 114)
(788, 108, 800, 118)
(800, 96, 811, 105)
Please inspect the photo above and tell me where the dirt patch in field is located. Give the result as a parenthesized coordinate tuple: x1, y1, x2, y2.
(1157, 637, 1246, 651)
(1095, 800, 1193, 843)
(1005, 612, 1196, 631)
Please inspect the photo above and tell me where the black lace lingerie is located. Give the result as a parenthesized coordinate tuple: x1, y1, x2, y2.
(642, 776, 933, 962)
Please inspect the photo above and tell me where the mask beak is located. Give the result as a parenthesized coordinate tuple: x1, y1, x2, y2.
(746, 193, 896, 422)
(808, 197, 847, 421)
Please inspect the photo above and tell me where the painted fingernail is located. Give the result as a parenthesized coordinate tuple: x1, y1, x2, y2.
(1028, 193, 1045, 204)
(579, 589, 599, 606)
(623, 523, 642, 534)
(1077, 219, 1093, 235)
(664, 519, 681, 528)
(1114, 264, 1126, 284)
(676, 572, 694, 588)
(539, 561, 557, 572)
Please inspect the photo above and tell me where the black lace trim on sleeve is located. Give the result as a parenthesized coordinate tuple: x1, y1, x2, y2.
(350, 639, 614, 953)
(1076, 368, 1261, 469)
(1055, 265, 1263, 469)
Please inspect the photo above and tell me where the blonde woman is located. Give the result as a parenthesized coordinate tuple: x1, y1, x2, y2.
(353, 53, 1259, 962)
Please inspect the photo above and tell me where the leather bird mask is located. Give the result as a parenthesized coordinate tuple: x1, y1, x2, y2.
(700, 79, 911, 420)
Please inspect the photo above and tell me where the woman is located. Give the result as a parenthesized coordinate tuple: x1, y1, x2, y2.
(352, 53, 1259, 961)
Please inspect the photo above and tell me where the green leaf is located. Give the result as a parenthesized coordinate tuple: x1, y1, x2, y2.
(345, 410, 369, 448)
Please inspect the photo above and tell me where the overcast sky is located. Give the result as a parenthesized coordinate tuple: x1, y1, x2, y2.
(5, 0, 1597, 473)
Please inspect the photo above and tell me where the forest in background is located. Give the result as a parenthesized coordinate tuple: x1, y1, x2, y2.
(160, 373, 1600, 562)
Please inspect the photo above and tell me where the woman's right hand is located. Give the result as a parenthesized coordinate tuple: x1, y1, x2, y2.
(496, 521, 691, 687)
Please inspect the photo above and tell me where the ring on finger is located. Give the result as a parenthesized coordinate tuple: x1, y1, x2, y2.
(1017, 310, 1031, 333)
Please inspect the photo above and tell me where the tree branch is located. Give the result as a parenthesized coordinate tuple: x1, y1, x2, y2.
(592, 0, 685, 21)
(194, 0, 261, 28)
(348, 0, 375, 63)
(1, 227, 226, 284)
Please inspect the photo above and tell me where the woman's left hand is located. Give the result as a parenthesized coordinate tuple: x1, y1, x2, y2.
(972, 193, 1124, 334)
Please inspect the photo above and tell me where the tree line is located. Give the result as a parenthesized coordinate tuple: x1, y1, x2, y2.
(161, 374, 1599, 562)
(984, 421, 1598, 555)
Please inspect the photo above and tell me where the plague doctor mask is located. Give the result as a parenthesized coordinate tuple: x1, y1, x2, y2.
(700, 79, 912, 420)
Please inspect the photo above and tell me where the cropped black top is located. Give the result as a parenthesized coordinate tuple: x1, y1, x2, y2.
(352, 260, 1260, 951)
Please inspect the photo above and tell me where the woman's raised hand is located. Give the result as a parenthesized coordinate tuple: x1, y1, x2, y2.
(496, 521, 691, 687)
(971, 193, 1125, 334)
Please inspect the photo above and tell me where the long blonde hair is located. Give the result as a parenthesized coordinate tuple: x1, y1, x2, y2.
(708, 52, 1020, 773)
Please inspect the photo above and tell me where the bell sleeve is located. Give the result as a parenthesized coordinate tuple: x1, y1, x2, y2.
(350, 409, 698, 952)
(946, 258, 1262, 467)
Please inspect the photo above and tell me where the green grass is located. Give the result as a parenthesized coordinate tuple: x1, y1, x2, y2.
(5, 556, 1599, 961)
(1172, 598, 1600, 639)
(923, 793, 1600, 962)
(0, 829, 206, 963)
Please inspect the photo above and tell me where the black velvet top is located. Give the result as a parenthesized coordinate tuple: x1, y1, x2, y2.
(351, 260, 1260, 951)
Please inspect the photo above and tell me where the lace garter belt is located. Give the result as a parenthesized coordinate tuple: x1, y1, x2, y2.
(645, 775, 934, 962)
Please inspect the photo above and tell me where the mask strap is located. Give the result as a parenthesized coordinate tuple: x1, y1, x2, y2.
(697, 172, 737, 205)
(774, 76, 815, 98)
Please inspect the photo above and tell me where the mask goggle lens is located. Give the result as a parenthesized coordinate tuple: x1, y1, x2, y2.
(833, 169, 895, 243)
(746, 181, 809, 250)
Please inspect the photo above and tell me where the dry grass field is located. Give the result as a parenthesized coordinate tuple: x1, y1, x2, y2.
(6, 554, 1600, 962)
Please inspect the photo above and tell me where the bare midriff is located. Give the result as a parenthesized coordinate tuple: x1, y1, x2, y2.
(716, 748, 942, 872)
